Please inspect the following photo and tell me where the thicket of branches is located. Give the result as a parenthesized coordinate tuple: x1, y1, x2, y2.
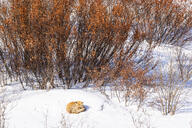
(0, 0, 191, 90)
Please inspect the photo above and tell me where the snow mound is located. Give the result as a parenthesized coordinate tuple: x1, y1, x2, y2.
(6, 89, 131, 128)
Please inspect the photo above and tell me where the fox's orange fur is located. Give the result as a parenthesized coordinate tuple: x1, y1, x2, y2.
(66, 101, 85, 114)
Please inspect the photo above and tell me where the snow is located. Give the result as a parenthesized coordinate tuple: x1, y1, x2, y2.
(0, 85, 191, 128)
(5, 89, 131, 128)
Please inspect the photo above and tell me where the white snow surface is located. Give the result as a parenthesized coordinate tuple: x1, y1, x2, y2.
(5, 88, 132, 128)
(1, 84, 192, 128)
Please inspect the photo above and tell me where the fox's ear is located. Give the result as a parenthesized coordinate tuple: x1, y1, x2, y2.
(77, 101, 83, 104)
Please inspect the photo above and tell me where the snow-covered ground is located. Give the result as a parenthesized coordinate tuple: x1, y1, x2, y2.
(1, 84, 192, 128)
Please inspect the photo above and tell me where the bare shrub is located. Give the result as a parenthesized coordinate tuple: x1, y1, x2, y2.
(129, 108, 153, 128)
(0, 0, 75, 89)
(60, 115, 72, 128)
(60, 114, 93, 128)
(64, 0, 135, 88)
(0, 100, 6, 128)
(90, 51, 155, 109)
(154, 48, 192, 115)
(0, 0, 133, 89)
(128, 0, 192, 46)
(190, 120, 192, 128)
(0, 88, 8, 128)
(88, 0, 192, 109)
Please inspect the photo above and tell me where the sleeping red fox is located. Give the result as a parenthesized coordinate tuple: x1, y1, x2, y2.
(66, 101, 85, 114)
